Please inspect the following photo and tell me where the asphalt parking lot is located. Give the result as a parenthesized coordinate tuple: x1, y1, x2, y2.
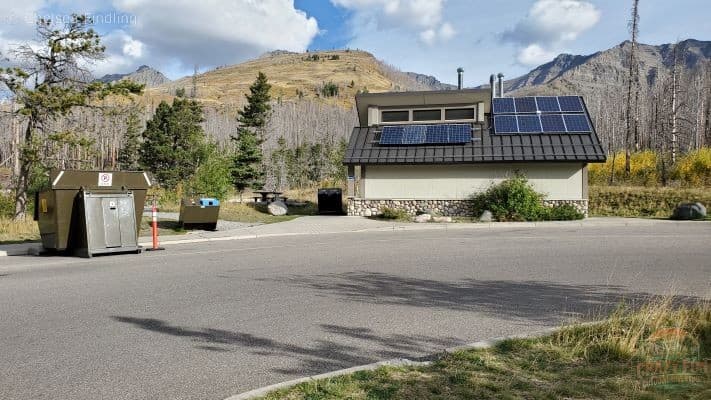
(1, 221, 709, 399)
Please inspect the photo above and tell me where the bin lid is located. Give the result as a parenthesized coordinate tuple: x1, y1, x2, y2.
(50, 170, 152, 190)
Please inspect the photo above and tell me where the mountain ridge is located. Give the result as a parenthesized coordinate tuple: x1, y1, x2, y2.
(98, 65, 171, 88)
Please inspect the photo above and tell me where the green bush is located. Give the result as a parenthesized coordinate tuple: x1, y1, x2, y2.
(379, 207, 409, 220)
(0, 192, 14, 218)
(321, 81, 339, 97)
(186, 146, 234, 200)
(540, 204, 584, 221)
(471, 176, 545, 221)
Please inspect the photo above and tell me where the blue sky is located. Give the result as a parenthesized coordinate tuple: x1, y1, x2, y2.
(0, 1, 708, 85)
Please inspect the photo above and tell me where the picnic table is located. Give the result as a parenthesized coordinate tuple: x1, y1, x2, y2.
(253, 191, 283, 203)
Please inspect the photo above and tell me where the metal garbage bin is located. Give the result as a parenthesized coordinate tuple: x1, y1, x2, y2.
(35, 170, 152, 257)
(317, 188, 343, 215)
(179, 197, 220, 231)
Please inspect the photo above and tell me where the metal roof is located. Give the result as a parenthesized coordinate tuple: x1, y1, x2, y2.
(343, 126, 607, 165)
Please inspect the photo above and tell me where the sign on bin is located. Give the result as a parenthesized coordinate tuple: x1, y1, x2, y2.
(98, 172, 113, 187)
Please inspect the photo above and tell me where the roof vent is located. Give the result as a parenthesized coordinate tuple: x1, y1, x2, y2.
(457, 67, 464, 90)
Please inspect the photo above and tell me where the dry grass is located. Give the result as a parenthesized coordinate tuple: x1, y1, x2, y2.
(261, 299, 711, 400)
(0, 217, 40, 244)
(142, 50, 398, 109)
(590, 185, 711, 217)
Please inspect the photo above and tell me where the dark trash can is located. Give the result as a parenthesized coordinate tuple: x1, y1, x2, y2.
(179, 197, 220, 231)
(317, 188, 343, 215)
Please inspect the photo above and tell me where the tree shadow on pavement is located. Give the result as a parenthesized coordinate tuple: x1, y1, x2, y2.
(111, 316, 460, 375)
(262, 271, 699, 325)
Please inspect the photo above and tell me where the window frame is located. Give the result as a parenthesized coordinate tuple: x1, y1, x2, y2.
(379, 104, 478, 125)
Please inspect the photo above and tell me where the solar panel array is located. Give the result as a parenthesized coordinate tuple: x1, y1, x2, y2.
(379, 124, 471, 145)
(491, 96, 592, 135)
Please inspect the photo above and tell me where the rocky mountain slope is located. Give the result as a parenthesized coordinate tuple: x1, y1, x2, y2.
(99, 65, 171, 88)
(501, 39, 710, 96)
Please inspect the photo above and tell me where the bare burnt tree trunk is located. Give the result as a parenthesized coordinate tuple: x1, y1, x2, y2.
(671, 60, 678, 163)
(624, 0, 640, 176)
(13, 120, 34, 219)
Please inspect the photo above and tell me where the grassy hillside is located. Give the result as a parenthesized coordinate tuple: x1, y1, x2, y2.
(143, 50, 452, 110)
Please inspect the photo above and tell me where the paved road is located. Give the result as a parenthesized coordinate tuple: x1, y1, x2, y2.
(1, 222, 709, 400)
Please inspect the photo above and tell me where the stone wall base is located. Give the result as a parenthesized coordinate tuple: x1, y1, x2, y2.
(347, 198, 589, 218)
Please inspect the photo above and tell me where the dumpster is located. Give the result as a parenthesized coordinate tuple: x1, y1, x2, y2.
(317, 188, 343, 215)
(179, 197, 220, 231)
(35, 170, 152, 257)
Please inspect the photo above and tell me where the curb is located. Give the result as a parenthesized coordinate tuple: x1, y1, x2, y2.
(224, 327, 559, 400)
(0, 218, 688, 256)
(0, 244, 43, 257)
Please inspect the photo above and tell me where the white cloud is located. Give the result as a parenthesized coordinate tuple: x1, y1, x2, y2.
(332, 0, 454, 45)
(517, 44, 558, 65)
(110, 0, 319, 73)
(122, 37, 144, 58)
(503, 0, 600, 65)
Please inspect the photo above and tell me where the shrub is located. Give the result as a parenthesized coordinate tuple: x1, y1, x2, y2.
(673, 148, 711, 187)
(588, 150, 659, 186)
(379, 207, 409, 220)
(0, 192, 13, 218)
(320, 81, 339, 97)
(470, 176, 545, 221)
(541, 204, 584, 221)
(186, 147, 234, 200)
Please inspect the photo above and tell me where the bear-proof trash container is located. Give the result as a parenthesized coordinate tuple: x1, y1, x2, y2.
(317, 188, 343, 215)
(35, 170, 152, 258)
(179, 197, 220, 231)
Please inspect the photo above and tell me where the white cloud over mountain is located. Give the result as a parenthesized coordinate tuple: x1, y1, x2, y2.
(1, 0, 320, 78)
(106, 0, 319, 76)
(502, 0, 600, 65)
(331, 0, 455, 46)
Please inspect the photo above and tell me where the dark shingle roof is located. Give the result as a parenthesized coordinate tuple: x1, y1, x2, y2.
(343, 126, 606, 165)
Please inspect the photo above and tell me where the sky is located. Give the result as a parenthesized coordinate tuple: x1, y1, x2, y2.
(0, 0, 708, 86)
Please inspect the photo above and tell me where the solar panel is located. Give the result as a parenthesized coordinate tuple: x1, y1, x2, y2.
(492, 97, 515, 114)
(540, 114, 566, 132)
(494, 116, 518, 133)
(402, 125, 426, 144)
(514, 97, 537, 113)
(517, 115, 542, 133)
(563, 114, 591, 132)
(535, 96, 560, 112)
(380, 124, 471, 144)
(447, 124, 471, 142)
(425, 124, 447, 143)
(558, 96, 584, 112)
(380, 126, 404, 144)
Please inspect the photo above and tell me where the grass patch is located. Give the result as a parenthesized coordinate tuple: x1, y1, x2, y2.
(0, 217, 40, 244)
(590, 186, 711, 217)
(138, 217, 188, 237)
(258, 299, 710, 399)
(218, 202, 317, 224)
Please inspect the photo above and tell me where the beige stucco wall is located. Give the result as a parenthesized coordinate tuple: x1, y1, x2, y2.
(363, 163, 585, 200)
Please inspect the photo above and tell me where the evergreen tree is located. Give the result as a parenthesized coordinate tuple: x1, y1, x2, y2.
(232, 72, 271, 194)
(238, 71, 272, 133)
(140, 98, 207, 188)
(231, 128, 264, 199)
(117, 110, 143, 170)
